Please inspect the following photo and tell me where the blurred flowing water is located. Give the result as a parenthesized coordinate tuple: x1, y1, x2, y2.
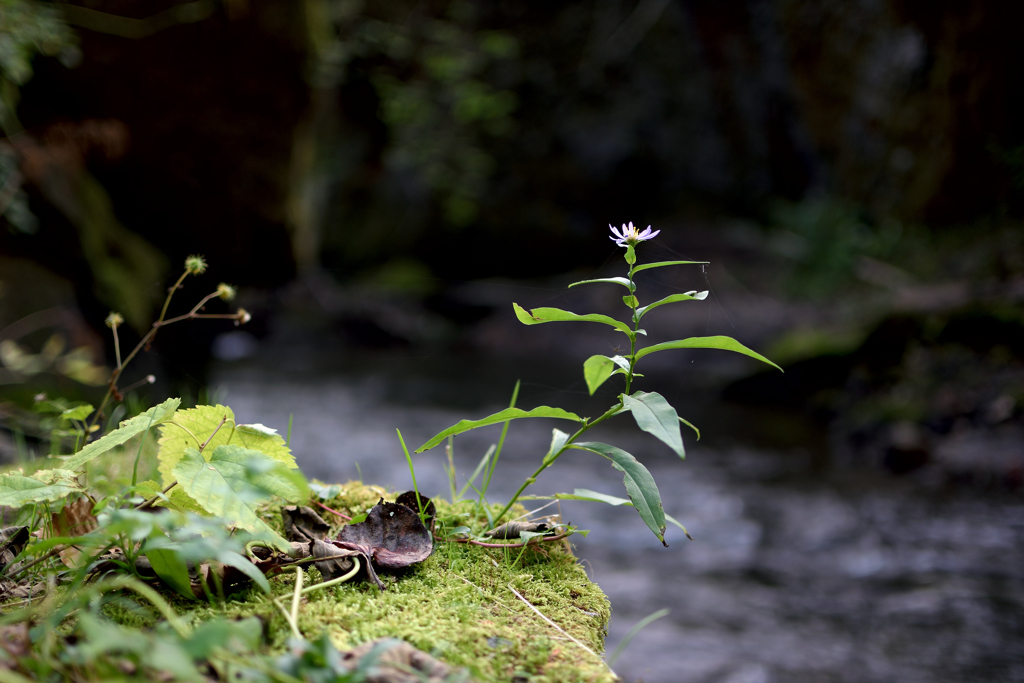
(210, 350, 1024, 683)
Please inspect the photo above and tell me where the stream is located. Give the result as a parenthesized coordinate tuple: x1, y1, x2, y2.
(210, 348, 1024, 683)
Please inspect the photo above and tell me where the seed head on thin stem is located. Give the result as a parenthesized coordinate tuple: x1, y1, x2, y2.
(184, 255, 207, 276)
(235, 308, 251, 326)
(104, 312, 124, 329)
(216, 283, 236, 301)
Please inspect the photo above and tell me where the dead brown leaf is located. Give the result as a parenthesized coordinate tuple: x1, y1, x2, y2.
(333, 498, 432, 590)
(342, 638, 475, 683)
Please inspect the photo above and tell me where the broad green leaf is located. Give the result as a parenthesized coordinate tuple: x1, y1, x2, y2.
(512, 303, 634, 337)
(623, 391, 685, 458)
(543, 428, 570, 465)
(624, 244, 636, 265)
(157, 487, 208, 515)
(61, 404, 94, 422)
(415, 406, 583, 453)
(631, 260, 707, 275)
(633, 335, 783, 371)
(633, 291, 707, 321)
(171, 446, 297, 552)
(157, 405, 296, 486)
(567, 276, 634, 291)
(622, 295, 639, 307)
(583, 355, 616, 395)
(144, 531, 195, 599)
(0, 470, 82, 507)
(570, 441, 667, 545)
(62, 398, 180, 471)
(680, 416, 701, 440)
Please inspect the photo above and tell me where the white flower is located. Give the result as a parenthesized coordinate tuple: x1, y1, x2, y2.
(609, 222, 659, 246)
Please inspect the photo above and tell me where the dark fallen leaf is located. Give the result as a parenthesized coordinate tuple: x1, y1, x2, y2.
(51, 496, 98, 568)
(309, 539, 358, 581)
(0, 579, 45, 601)
(334, 499, 432, 590)
(342, 638, 474, 683)
(282, 505, 331, 542)
(394, 491, 435, 529)
(0, 526, 29, 574)
(484, 522, 551, 540)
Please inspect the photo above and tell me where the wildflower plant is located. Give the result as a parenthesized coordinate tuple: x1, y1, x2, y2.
(414, 223, 781, 545)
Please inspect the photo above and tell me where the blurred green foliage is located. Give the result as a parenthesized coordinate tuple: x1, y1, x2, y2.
(0, 0, 78, 134)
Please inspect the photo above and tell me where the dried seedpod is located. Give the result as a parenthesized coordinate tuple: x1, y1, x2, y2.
(483, 521, 552, 540)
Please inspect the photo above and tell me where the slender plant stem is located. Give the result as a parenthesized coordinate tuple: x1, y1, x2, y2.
(492, 403, 622, 523)
(396, 429, 426, 517)
(313, 500, 351, 521)
(111, 325, 122, 370)
(298, 557, 361, 594)
(480, 380, 519, 502)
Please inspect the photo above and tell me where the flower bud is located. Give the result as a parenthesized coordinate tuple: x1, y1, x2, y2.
(105, 312, 124, 328)
(235, 308, 251, 326)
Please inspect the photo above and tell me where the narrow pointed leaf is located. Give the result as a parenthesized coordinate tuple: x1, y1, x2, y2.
(513, 303, 633, 336)
(568, 276, 634, 291)
(623, 391, 685, 458)
(570, 441, 667, 546)
(634, 291, 708, 321)
(415, 406, 582, 453)
(631, 260, 707, 275)
(583, 355, 616, 395)
(62, 398, 180, 471)
(543, 428, 570, 465)
(633, 335, 783, 371)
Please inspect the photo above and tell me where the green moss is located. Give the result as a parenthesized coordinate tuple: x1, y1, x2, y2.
(158, 482, 614, 683)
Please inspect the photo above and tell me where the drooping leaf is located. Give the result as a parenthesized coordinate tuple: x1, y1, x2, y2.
(281, 505, 332, 542)
(630, 260, 707, 275)
(62, 398, 180, 471)
(415, 406, 582, 453)
(623, 391, 685, 458)
(567, 276, 634, 291)
(570, 442, 667, 546)
(171, 446, 300, 552)
(157, 405, 296, 486)
(143, 531, 195, 599)
(583, 355, 615, 396)
(0, 470, 82, 507)
(484, 521, 551, 540)
(633, 335, 783, 371)
(512, 303, 634, 337)
(633, 291, 708, 321)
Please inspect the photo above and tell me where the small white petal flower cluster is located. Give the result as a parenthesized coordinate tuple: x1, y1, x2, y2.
(609, 221, 659, 246)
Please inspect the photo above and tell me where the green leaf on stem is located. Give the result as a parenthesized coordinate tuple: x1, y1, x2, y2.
(61, 404, 94, 422)
(543, 428, 570, 465)
(622, 295, 639, 308)
(567, 276, 634, 291)
(415, 406, 583, 453)
(157, 405, 296, 486)
(623, 391, 685, 458)
(625, 244, 636, 265)
(0, 469, 82, 507)
(171, 445, 303, 552)
(583, 355, 616, 395)
(512, 303, 634, 337)
(62, 397, 180, 471)
(570, 441, 667, 546)
(633, 335, 783, 371)
(630, 260, 708, 275)
(633, 291, 707, 321)
(144, 531, 195, 599)
(522, 489, 694, 540)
